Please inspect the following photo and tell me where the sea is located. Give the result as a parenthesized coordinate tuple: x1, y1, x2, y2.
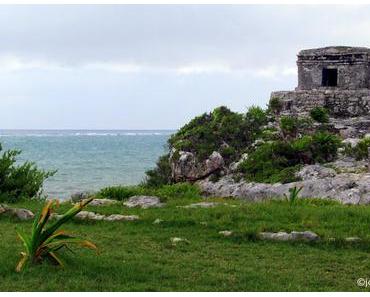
(0, 130, 174, 199)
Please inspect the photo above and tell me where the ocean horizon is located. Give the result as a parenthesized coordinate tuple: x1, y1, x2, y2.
(0, 129, 174, 199)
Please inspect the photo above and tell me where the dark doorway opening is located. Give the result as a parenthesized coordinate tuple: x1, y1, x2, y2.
(322, 68, 338, 87)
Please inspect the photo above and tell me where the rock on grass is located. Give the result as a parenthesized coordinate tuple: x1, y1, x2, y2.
(123, 196, 165, 209)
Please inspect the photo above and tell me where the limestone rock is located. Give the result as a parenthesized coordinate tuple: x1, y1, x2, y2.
(75, 211, 105, 221)
(104, 214, 139, 221)
(229, 153, 249, 172)
(123, 196, 164, 209)
(71, 191, 94, 203)
(9, 208, 34, 221)
(290, 231, 320, 241)
(170, 150, 224, 182)
(259, 231, 319, 242)
(296, 165, 336, 180)
(89, 198, 119, 206)
(219, 230, 233, 237)
(345, 237, 361, 242)
(259, 232, 292, 241)
(180, 202, 220, 209)
(170, 237, 189, 244)
(197, 172, 370, 205)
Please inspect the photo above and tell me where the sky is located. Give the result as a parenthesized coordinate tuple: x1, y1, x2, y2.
(1, 5, 370, 129)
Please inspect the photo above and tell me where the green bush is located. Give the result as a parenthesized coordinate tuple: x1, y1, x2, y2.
(310, 132, 342, 162)
(280, 116, 298, 137)
(0, 145, 55, 203)
(238, 141, 300, 183)
(238, 131, 341, 183)
(310, 107, 329, 123)
(97, 185, 145, 200)
(268, 97, 283, 114)
(143, 154, 172, 187)
(353, 137, 370, 160)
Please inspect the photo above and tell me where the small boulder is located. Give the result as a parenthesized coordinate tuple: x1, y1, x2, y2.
(345, 237, 361, 242)
(296, 165, 336, 181)
(219, 230, 233, 237)
(259, 231, 319, 242)
(180, 202, 220, 208)
(104, 214, 139, 221)
(170, 237, 189, 245)
(290, 231, 320, 241)
(123, 196, 164, 209)
(259, 232, 292, 241)
(89, 199, 119, 206)
(9, 208, 35, 221)
(75, 211, 104, 221)
(71, 191, 94, 203)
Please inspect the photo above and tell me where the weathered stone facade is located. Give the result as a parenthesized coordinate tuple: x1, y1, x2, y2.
(297, 47, 370, 90)
(271, 46, 370, 138)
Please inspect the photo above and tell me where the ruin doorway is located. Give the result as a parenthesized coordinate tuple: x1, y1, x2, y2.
(322, 68, 338, 87)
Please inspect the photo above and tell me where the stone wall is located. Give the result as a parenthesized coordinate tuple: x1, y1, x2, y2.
(271, 89, 370, 117)
(270, 89, 370, 138)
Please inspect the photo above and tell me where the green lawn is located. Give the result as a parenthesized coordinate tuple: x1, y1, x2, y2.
(1, 197, 370, 291)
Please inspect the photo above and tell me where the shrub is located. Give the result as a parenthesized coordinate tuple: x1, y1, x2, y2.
(143, 154, 172, 187)
(0, 145, 55, 203)
(353, 137, 370, 160)
(310, 132, 342, 162)
(238, 131, 341, 183)
(280, 115, 298, 137)
(310, 107, 329, 123)
(97, 185, 145, 200)
(268, 97, 283, 114)
(154, 183, 202, 201)
(238, 141, 300, 183)
(16, 198, 97, 272)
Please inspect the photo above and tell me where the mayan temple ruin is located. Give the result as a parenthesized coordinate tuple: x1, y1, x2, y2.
(271, 46, 370, 138)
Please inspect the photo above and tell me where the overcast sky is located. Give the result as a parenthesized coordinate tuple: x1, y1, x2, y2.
(1, 5, 370, 129)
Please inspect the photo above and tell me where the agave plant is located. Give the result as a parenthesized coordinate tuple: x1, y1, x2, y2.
(284, 186, 303, 205)
(16, 197, 97, 272)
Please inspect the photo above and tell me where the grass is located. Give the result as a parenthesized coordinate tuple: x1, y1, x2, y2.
(2, 195, 370, 291)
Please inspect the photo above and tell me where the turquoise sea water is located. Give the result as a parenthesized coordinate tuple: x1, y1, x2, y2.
(0, 130, 173, 199)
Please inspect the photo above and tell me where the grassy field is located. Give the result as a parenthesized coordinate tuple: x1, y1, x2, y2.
(1, 195, 370, 291)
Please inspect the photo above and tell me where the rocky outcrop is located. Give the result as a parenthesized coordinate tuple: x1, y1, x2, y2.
(197, 163, 370, 205)
(170, 150, 224, 182)
(123, 196, 164, 209)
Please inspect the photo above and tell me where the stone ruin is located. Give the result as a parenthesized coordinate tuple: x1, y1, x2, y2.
(271, 46, 370, 138)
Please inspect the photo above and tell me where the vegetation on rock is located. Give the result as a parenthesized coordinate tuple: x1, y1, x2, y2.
(310, 106, 330, 123)
(238, 131, 342, 183)
(145, 104, 344, 186)
(168, 106, 268, 163)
